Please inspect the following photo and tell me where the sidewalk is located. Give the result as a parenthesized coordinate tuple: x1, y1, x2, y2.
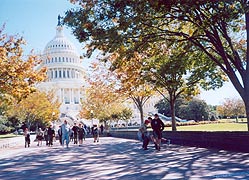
(0, 135, 36, 150)
(0, 137, 249, 180)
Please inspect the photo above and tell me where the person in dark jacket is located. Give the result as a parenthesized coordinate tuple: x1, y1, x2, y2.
(58, 126, 62, 145)
(78, 123, 86, 146)
(72, 123, 78, 144)
(47, 125, 55, 146)
(21, 122, 27, 131)
(151, 114, 164, 151)
(92, 125, 99, 143)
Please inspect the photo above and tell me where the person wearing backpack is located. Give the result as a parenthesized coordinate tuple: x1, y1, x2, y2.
(151, 114, 164, 151)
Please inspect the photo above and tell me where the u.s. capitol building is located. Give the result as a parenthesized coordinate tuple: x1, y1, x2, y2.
(37, 19, 86, 121)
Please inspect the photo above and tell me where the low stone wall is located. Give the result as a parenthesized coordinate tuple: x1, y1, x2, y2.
(109, 130, 249, 152)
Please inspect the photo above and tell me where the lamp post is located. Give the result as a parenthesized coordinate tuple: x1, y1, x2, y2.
(90, 110, 93, 127)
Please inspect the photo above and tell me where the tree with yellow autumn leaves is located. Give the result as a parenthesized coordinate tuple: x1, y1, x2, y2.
(0, 26, 53, 132)
(79, 61, 132, 126)
(0, 26, 46, 102)
(7, 90, 61, 130)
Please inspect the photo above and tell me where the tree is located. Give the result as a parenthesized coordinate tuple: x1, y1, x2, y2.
(0, 25, 47, 102)
(63, 0, 227, 131)
(0, 115, 11, 133)
(119, 108, 133, 121)
(141, 40, 219, 130)
(187, 99, 209, 121)
(155, 97, 210, 121)
(217, 98, 245, 121)
(110, 52, 155, 125)
(79, 62, 132, 125)
(7, 90, 60, 130)
(65, 0, 249, 130)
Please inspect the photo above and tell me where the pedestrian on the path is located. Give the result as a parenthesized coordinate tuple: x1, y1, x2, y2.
(83, 124, 87, 140)
(139, 117, 151, 150)
(151, 114, 164, 151)
(70, 128, 74, 142)
(72, 123, 78, 144)
(78, 123, 85, 146)
(58, 126, 62, 145)
(61, 120, 71, 148)
(44, 127, 49, 146)
(92, 124, 99, 143)
(36, 128, 43, 146)
(47, 125, 55, 146)
(24, 128, 30, 148)
(100, 124, 104, 135)
(21, 122, 27, 132)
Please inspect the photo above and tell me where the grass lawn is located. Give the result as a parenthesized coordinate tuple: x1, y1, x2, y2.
(176, 122, 248, 131)
(0, 134, 20, 139)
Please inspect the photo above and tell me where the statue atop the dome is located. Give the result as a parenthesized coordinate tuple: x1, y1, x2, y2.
(57, 15, 62, 26)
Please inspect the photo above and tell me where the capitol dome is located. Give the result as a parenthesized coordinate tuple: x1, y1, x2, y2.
(38, 20, 86, 121)
(43, 26, 79, 57)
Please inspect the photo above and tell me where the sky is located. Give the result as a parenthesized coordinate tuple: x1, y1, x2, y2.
(0, 0, 241, 106)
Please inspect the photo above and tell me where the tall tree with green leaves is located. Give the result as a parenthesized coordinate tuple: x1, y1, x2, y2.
(155, 97, 210, 121)
(64, 1, 249, 130)
(141, 40, 223, 130)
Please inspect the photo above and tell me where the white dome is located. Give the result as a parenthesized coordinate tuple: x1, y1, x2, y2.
(38, 24, 86, 121)
(43, 26, 79, 57)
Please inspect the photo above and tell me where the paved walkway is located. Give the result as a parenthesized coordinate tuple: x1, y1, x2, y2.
(0, 137, 249, 180)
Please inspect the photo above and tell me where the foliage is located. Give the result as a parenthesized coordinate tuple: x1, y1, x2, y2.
(0, 115, 12, 133)
(217, 98, 245, 119)
(64, 0, 249, 131)
(0, 25, 47, 102)
(142, 41, 212, 130)
(7, 90, 60, 130)
(64, 1, 227, 131)
(155, 97, 185, 117)
(187, 99, 209, 121)
(155, 97, 210, 121)
(109, 52, 155, 124)
(79, 62, 132, 124)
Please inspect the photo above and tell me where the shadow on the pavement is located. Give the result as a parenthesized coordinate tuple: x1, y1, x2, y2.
(0, 137, 249, 180)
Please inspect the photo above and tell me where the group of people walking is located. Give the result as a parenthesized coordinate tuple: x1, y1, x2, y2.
(21, 114, 165, 151)
(56, 120, 102, 147)
(57, 120, 88, 148)
(36, 125, 55, 147)
(139, 113, 165, 151)
(21, 120, 103, 148)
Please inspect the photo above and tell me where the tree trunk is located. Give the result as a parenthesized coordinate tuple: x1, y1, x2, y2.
(138, 103, 144, 125)
(244, 9, 249, 131)
(170, 94, 177, 131)
(244, 101, 249, 131)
